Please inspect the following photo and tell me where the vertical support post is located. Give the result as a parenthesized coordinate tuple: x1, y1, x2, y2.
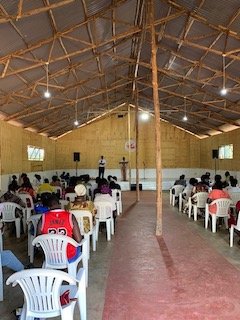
(128, 104, 132, 188)
(135, 87, 140, 201)
(149, 0, 163, 236)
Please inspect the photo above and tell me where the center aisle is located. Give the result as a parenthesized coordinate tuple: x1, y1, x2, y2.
(102, 191, 240, 320)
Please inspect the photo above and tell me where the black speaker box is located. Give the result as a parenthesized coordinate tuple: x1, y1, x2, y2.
(212, 149, 218, 159)
(73, 152, 80, 162)
(130, 183, 142, 191)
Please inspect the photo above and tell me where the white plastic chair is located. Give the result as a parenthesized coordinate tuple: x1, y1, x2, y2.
(70, 210, 97, 259)
(26, 214, 42, 263)
(178, 192, 183, 212)
(53, 186, 63, 199)
(86, 185, 92, 201)
(0, 230, 3, 301)
(65, 193, 77, 202)
(170, 185, 185, 206)
(61, 180, 67, 189)
(0, 202, 22, 238)
(230, 213, 240, 247)
(59, 199, 69, 210)
(94, 201, 114, 241)
(6, 268, 86, 320)
(32, 234, 88, 286)
(111, 189, 122, 215)
(205, 198, 232, 233)
(18, 193, 35, 233)
(188, 192, 208, 221)
(228, 192, 240, 213)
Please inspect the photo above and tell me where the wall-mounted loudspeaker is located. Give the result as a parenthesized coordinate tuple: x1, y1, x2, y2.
(212, 149, 218, 159)
(73, 152, 80, 162)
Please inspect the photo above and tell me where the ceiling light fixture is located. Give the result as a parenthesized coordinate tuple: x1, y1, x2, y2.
(220, 54, 228, 96)
(140, 112, 150, 121)
(44, 62, 51, 99)
(74, 102, 79, 126)
(183, 96, 188, 121)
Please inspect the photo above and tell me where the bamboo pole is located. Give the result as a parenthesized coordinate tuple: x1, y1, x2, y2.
(135, 86, 140, 201)
(127, 104, 132, 188)
(149, 0, 162, 236)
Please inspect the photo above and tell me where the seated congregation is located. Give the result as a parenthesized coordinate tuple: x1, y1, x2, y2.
(170, 171, 240, 243)
(0, 170, 123, 318)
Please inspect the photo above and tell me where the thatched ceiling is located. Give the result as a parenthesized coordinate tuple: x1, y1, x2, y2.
(1, 0, 240, 138)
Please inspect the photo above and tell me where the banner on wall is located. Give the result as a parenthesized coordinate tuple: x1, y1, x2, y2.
(125, 139, 136, 152)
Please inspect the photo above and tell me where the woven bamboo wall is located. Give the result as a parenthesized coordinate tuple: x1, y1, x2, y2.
(0, 120, 56, 174)
(56, 112, 200, 169)
(200, 129, 240, 171)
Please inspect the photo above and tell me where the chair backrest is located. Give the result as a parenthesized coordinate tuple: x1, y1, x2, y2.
(65, 192, 77, 202)
(211, 198, 232, 216)
(172, 185, 185, 196)
(6, 268, 76, 318)
(94, 201, 113, 220)
(192, 192, 208, 207)
(27, 213, 42, 237)
(234, 211, 240, 229)
(228, 192, 240, 206)
(18, 193, 34, 210)
(0, 202, 22, 222)
(53, 186, 63, 199)
(111, 189, 121, 202)
(59, 199, 69, 210)
(70, 210, 93, 235)
(32, 234, 79, 269)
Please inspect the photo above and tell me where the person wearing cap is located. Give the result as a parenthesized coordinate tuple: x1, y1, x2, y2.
(67, 184, 96, 233)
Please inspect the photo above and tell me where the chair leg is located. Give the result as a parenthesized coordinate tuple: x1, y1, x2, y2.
(110, 218, 114, 235)
(106, 220, 111, 241)
(68, 263, 77, 279)
(205, 212, 209, 229)
(212, 215, 217, 233)
(230, 226, 234, 247)
(193, 206, 197, 221)
(188, 205, 192, 219)
(22, 211, 27, 234)
(92, 232, 96, 252)
(86, 235, 90, 260)
(116, 202, 120, 216)
(82, 254, 88, 287)
(78, 270, 87, 320)
(95, 220, 100, 242)
(15, 219, 21, 238)
(119, 201, 123, 214)
(179, 193, 182, 212)
(29, 235, 34, 264)
(172, 195, 175, 207)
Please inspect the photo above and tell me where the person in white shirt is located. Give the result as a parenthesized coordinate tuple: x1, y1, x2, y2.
(225, 178, 240, 193)
(98, 155, 106, 179)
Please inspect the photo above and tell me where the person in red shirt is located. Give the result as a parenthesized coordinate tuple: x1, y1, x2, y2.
(37, 194, 82, 262)
(207, 181, 230, 214)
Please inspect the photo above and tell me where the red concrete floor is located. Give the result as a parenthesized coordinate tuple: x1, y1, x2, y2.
(102, 191, 240, 320)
